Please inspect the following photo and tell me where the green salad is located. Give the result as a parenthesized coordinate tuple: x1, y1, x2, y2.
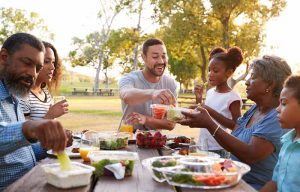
(152, 159, 177, 179)
(99, 137, 128, 150)
(92, 159, 135, 177)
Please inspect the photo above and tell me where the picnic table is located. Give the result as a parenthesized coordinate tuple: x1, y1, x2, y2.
(5, 144, 257, 192)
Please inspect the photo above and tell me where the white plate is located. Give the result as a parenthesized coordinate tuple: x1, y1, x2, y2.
(172, 150, 220, 158)
(47, 146, 80, 158)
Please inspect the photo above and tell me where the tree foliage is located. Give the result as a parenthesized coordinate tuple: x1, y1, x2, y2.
(0, 7, 53, 44)
(68, 0, 135, 89)
(150, 0, 286, 88)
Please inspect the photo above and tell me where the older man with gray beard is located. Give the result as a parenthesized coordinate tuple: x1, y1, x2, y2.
(0, 33, 69, 191)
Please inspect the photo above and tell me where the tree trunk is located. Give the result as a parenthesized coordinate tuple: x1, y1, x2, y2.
(200, 45, 207, 82)
(94, 49, 103, 92)
(132, 0, 143, 71)
(222, 17, 230, 48)
(228, 62, 249, 88)
(105, 68, 109, 89)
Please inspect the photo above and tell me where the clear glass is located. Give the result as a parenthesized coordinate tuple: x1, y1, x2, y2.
(53, 96, 66, 104)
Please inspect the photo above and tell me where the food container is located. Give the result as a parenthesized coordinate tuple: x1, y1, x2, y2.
(88, 151, 139, 177)
(160, 159, 250, 189)
(178, 157, 217, 172)
(166, 107, 192, 122)
(97, 132, 129, 150)
(42, 162, 95, 189)
(136, 130, 167, 149)
(142, 156, 180, 182)
(173, 149, 220, 158)
(150, 104, 169, 119)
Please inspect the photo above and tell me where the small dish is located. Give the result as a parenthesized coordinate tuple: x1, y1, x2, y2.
(42, 162, 95, 189)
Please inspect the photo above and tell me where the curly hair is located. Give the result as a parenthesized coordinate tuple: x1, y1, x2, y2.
(42, 41, 62, 94)
(283, 75, 300, 104)
(209, 46, 244, 72)
(251, 55, 292, 98)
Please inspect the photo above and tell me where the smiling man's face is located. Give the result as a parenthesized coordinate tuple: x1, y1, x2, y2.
(142, 44, 168, 77)
(0, 44, 44, 97)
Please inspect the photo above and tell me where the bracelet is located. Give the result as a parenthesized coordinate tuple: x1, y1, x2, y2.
(212, 125, 221, 137)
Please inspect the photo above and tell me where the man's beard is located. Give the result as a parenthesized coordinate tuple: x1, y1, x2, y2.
(147, 63, 166, 77)
(1, 63, 35, 98)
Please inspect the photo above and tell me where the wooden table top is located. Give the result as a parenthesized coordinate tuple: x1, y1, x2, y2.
(5, 145, 257, 192)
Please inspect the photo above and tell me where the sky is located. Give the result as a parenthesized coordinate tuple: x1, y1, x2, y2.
(1, 0, 300, 77)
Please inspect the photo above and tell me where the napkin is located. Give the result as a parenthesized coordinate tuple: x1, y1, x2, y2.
(105, 163, 125, 179)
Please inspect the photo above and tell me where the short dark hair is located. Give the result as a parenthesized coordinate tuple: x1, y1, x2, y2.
(284, 75, 300, 104)
(2, 33, 44, 55)
(142, 38, 164, 55)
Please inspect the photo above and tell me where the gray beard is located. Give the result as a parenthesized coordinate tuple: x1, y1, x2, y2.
(1, 67, 33, 98)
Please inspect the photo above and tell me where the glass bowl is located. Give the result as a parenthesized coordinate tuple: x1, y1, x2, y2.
(142, 156, 180, 182)
(160, 159, 250, 189)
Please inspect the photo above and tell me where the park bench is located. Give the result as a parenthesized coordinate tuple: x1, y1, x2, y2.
(177, 96, 196, 107)
(72, 88, 89, 96)
(93, 88, 115, 96)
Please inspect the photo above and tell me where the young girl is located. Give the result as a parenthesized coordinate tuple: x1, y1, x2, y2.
(260, 75, 300, 192)
(194, 47, 243, 158)
(20, 41, 68, 120)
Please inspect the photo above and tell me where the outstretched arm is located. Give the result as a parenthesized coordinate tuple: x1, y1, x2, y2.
(127, 112, 175, 130)
(179, 108, 275, 164)
(120, 88, 176, 106)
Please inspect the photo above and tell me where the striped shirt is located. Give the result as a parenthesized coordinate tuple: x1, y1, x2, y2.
(0, 80, 46, 190)
(19, 89, 53, 120)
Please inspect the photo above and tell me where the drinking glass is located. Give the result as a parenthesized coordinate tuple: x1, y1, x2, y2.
(53, 96, 66, 104)
(119, 120, 134, 139)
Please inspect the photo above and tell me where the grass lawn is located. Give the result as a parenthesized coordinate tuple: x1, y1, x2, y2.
(58, 96, 199, 139)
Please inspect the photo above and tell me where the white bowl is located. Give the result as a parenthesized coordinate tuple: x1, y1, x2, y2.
(42, 162, 95, 189)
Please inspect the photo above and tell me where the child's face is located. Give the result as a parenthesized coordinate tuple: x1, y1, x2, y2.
(208, 58, 231, 87)
(276, 87, 300, 129)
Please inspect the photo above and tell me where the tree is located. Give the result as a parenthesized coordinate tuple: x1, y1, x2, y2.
(105, 28, 140, 74)
(151, 0, 286, 87)
(0, 7, 53, 44)
(68, 0, 133, 91)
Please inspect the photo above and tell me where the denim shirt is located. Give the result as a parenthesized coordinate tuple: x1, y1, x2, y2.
(0, 80, 46, 191)
(272, 130, 300, 192)
(231, 104, 285, 190)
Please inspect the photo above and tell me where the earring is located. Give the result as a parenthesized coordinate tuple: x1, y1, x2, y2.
(265, 89, 269, 93)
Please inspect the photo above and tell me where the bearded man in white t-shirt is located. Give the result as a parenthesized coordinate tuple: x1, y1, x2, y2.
(119, 38, 178, 131)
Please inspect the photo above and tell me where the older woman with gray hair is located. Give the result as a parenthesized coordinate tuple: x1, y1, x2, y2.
(179, 55, 292, 190)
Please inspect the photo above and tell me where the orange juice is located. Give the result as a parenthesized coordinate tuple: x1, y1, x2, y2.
(120, 124, 134, 138)
(79, 147, 98, 162)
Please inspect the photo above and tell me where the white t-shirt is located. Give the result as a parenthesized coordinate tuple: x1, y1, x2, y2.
(19, 88, 53, 120)
(198, 88, 242, 150)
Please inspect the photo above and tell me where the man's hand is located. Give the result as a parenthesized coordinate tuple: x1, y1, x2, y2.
(44, 99, 69, 119)
(23, 120, 67, 153)
(126, 112, 147, 125)
(152, 89, 176, 106)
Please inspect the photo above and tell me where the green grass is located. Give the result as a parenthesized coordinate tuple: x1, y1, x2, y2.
(71, 109, 122, 116)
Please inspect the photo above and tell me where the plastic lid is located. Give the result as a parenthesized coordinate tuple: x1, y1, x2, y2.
(88, 151, 139, 162)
